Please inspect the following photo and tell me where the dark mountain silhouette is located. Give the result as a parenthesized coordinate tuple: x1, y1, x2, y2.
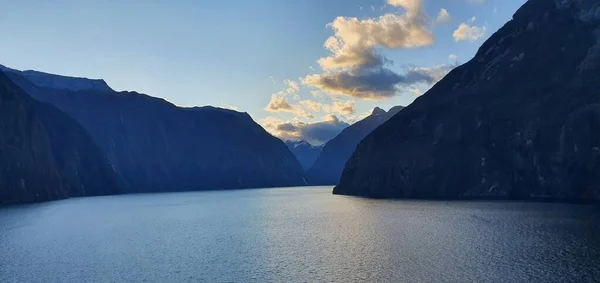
(335, 0, 600, 201)
(306, 106, 403, 185)
(0, 64, 112, 92)
(0, 71, 120, 204)
(5, 70, 305, 193)
(284, 140, 323, 171)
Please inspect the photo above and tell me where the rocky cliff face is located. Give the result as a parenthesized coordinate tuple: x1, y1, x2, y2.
(307, 106, 403, 185)
(285, 140, 323, 171)
(335, 0, 600, 201)
(7, 72, 305, 192)
(0, 72, 120, 204)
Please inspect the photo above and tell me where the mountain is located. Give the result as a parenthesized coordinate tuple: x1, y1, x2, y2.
(0, 64, 112, 92)
(0, 71, 120, 204)
(5, 70, 305, 193)
(284, 140, 323, 171)
(335, 0, 600, 201)
(306, 106, 403, 185)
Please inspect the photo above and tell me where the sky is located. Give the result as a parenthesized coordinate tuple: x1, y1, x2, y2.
(0, 0, 525, 145)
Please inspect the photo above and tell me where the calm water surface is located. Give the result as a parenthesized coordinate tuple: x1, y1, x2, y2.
(1, 187, 599, 283)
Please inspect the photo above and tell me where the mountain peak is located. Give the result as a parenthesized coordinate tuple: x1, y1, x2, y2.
(371, 107, 386, 116)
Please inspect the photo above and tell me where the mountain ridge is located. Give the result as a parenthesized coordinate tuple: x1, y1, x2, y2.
(306, 106, 403, 185)
(334, 0, 600, 201)
(5, 69, 305, 193)
(0, 71, 120, 204)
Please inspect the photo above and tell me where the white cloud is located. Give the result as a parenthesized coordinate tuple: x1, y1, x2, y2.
(453, 23, 487, 42)
(264, 80, 312, 118)
(260, 116, 284, 128)
(299, 99, 356, 116)
(318, 1, 433, 71)
(300, 100, 330, 112)
(265, 95, 293, 112)
(221, 104, 239, 111)
(333, 100, 356, 115)
(449, 54, 458, 61)
(436, 8, 451, 23)
(265, 95, 313, 118)
(284, 79, 299, 94)
(303, 0, 442, 100)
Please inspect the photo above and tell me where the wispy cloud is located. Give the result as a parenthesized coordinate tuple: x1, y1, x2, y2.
(453, 23, 486, 41)
(436, 8, 451, 23)
(265, 79, 312, 118)
(222, 104, 239, 111)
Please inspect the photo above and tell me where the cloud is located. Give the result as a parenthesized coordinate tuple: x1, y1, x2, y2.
(405, 64, 456, 83)
(283, 79, 299, 94)
(318, 9, 433, 70)
(299, 99, 356, 116)
(449, 54, 458, 61)
(265, 95, 294, 112)
(436, 9, 451, 23)
(303, 0, 443, 100)
(264, 79, 313, 118)
(303, 64, 455, 100)
(261, 115, 350, 145)
(453, 22, 486, 42)
(304, 68, 402, 100)
(265, 95, 313, 118)
(260, 116, 284, 128)
(300, 100, 330, 112)
(333, 100, 356, 115)
(222, 104, 239, 111)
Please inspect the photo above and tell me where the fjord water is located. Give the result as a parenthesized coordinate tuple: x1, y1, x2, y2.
(1, 187, 599, 282)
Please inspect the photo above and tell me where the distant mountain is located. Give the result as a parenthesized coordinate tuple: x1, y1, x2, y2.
(0, 64, 112, 92)
(335, 0, 600, 201)
(284, 140, 323, 171)
(306, 106, 403, 185)
(5, 69, 305, 193)
(0, 71, 120, 204)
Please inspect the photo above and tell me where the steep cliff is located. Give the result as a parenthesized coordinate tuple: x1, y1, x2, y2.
(0, 72, 120, 204)
(7, 72, 305, 192)
(335, 0, 600, 201)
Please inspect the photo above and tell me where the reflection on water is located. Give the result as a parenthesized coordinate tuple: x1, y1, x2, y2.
(1, 187, 599, 282)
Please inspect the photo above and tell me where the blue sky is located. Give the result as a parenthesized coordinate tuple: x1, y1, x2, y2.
(0, 0, 525, 144)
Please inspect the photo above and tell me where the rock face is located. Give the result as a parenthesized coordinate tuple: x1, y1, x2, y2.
(6, 71, 305, 192)
(307, 106, 403, 185)
(335, 0, 600, 201)
(0, 72, 120, 204)
(0, 64, 112, 92)
(284, 140, 323, 171)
